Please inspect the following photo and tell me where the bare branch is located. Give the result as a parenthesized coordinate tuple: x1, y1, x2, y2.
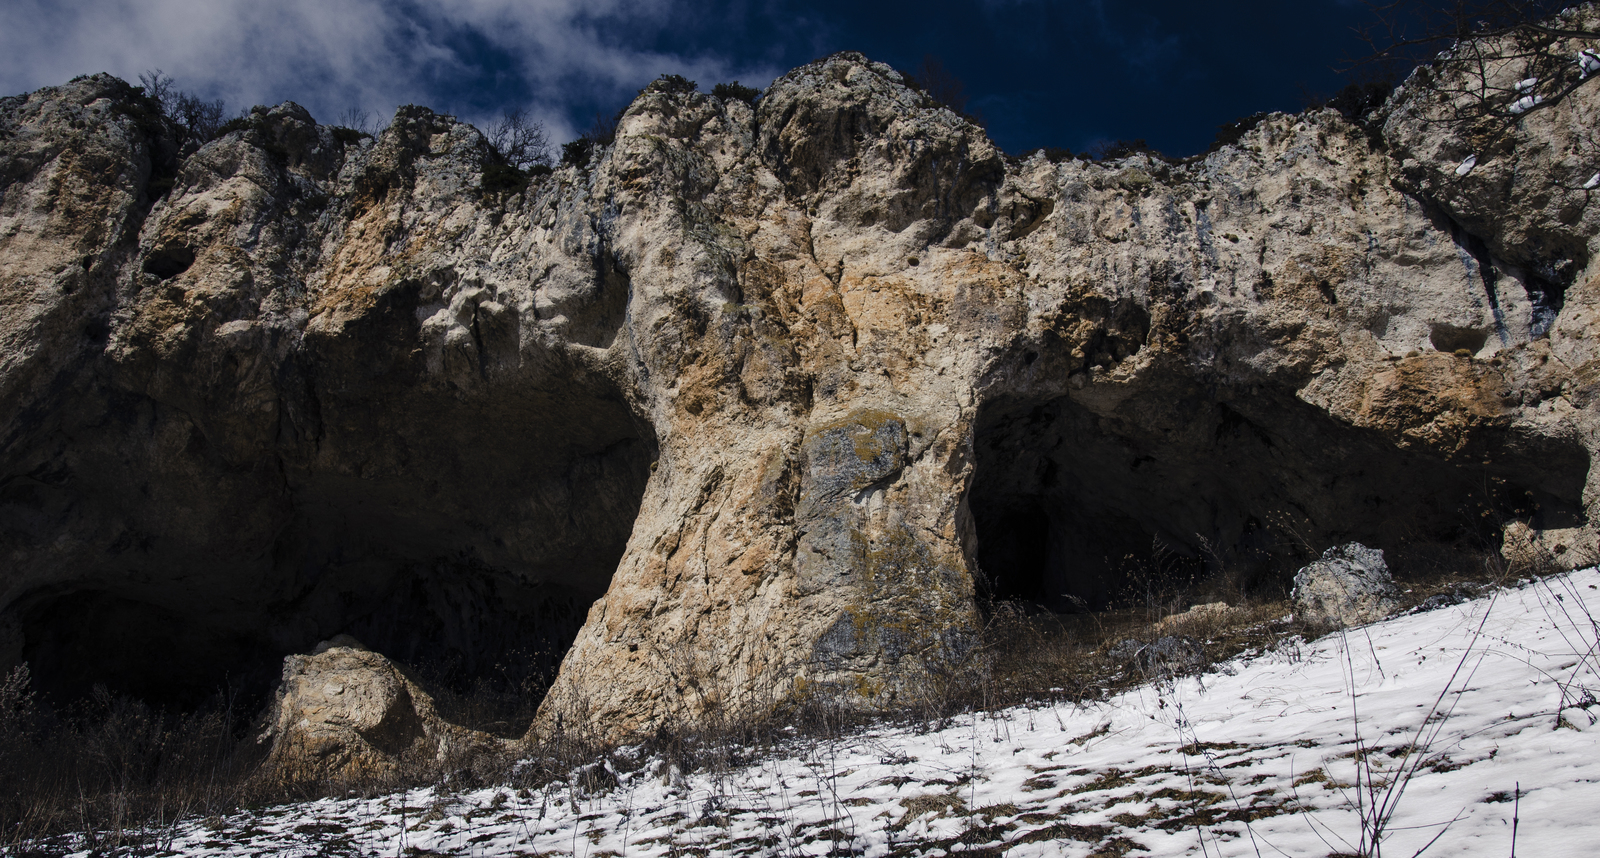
(137, 69, 235, 151)
(1355, 1, 1596, 72)
(916, 55, 968, 115)
(1353, 1, 1600, 133)
(583, 109, 620, 147)
(489, 108, 552, 170)
(138, 69, 174, 107)
(337, 107, 375, 136)
(171, 92, 227, 142)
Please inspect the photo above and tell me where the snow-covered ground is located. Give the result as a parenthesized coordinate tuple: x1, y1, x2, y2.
(58, 569, 1600, 857)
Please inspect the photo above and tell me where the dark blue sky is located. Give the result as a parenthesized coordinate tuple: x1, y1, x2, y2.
(1, 0, 1387, 158)
(606, 0, 1379, 157)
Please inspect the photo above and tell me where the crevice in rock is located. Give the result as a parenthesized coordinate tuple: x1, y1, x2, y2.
(1449, 218, 1509, 344)
(1522, 265, 1567, 339)
(968, 382, 1589, 613)
(141, 243, 195, 280)
(571, 245, 631, 348)
(1442, 206, 1573, 342)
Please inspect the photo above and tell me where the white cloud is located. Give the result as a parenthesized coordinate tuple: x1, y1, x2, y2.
(0, 0, 779, 140)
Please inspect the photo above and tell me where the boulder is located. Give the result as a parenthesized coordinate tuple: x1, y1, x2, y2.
(1107, 635, 1206, 679)
(1500, 521, 1600, 575)
(257, 638, 504, 783)
(1292, 543, 1401, 629)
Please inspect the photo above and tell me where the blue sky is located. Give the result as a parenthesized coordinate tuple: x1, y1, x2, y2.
(1, 0, 1382, 157)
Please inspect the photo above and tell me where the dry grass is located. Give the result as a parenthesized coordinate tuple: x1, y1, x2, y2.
(2, 532, 1582, 854)
(0, 648, 583, 853)
(969, 531, 1584, 716)
(976, 599, 1289, 703)
(0, 674, 265, 854)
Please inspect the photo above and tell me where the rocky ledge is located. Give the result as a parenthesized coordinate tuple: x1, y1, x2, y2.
(4, 16, 1600, 762)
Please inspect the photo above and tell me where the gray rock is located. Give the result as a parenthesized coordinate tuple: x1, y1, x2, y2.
(1292, 543, 1401, 629)
(1139, 635, 1207, 678)
(1413, 593, 1463, 614)
(1409, 585, 1476, 615)
(1107, 635, 1206, 679)
(1107, 639, 1143, 663)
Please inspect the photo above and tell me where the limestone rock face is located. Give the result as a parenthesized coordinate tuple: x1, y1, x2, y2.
(4, 23, 1600, 742)
(1, 81, 647, 704)
(258, 637, 503, 782)
(1292, 543, 1401, 629)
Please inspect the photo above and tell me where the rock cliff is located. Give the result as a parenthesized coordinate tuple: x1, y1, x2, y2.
(4, 21, 1600, 740)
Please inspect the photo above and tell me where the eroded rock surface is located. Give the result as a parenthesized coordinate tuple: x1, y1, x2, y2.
(4, 18, 1600, 741)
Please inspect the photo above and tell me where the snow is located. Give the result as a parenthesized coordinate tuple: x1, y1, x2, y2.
(18, 569, 1600, 858)
(1580, 49, 1600, 78)
(1515, 77, 1538, 92)
(1585, 172, 1600, 190)
(1455, 154, 1477, 176)
(1509, 94, 1542, 114)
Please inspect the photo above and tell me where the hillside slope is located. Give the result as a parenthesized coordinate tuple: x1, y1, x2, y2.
(58, 568, 1597, 858)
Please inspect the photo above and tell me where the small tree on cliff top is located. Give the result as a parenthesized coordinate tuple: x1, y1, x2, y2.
(488, 108, 552, 171)
(138, 69, 229, 153)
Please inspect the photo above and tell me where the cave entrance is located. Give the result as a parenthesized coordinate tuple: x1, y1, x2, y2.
(971, 489, 1176, 613)
(7, 382, 655, 730)
(968, 383, 1589, 615)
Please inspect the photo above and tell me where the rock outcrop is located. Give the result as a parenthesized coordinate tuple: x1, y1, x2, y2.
(4, 13, 1600, 742)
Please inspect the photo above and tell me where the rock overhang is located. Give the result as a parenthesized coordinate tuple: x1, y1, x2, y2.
(2, 35, 1599, 740)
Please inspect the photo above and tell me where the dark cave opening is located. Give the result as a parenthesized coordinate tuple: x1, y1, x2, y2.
(13, 591, 275, 708)
(977, 504, 1052, 605)
(5, 388, 656, 726)
(968, 383, 1590, 615)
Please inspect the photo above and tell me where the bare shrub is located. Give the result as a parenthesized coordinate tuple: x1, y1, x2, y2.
(0, 672, 263, 853)
(560, 137, 595, 168)
(336, 107, 378, 137)
(584, 108, 621, 147)
(558, 106, 625, 169)
(712, 81, 761, 104)
(138, 69, 230, 152)
(1089, 138, 1166, 161)
(487, 108, 551, 171)
(915, 54, 967, 114)
(902, 54, 985, 126)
